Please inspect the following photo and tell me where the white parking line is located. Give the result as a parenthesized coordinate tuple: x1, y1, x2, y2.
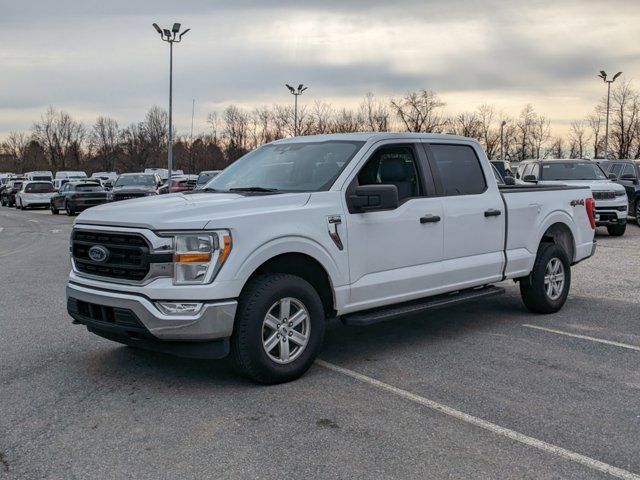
(523, 324, 640, 352)
(316, 359, 640, 480)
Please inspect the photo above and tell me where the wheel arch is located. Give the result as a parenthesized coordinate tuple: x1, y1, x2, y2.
(539, 221, 575, 263)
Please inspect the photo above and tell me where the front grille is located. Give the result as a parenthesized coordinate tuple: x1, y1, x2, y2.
(67, 298, 147, 332)
(72, 230, 151, 281)
(111, 192, 148, 201)
(593, 191, 615, 200)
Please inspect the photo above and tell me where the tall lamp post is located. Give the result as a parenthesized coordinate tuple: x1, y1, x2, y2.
(597, 70, 622, 160)
(500, 120, 507, 161)
(152, 22, 190, 192)
(285, 84, 308, 136)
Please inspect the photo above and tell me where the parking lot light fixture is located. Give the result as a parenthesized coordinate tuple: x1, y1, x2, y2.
(285, 83, 308, 136)
(152, 22, 190, 192)
(598, 70, 622, 160)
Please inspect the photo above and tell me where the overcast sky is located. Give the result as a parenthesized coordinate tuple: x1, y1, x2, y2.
(1, 0, 639, 138)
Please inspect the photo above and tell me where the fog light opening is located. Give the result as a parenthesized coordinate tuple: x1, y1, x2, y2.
(156, 302, 203, 315)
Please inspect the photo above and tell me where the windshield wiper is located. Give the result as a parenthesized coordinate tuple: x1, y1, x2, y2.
(229, 187, 280, 192)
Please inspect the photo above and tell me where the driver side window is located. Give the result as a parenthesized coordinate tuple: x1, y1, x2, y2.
(356, 145, 423, 202)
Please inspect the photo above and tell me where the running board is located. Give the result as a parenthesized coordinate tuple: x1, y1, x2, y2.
(341, 286, 505, 327)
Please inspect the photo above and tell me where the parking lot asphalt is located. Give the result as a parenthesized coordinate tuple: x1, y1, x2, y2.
(1, 207, 639, 480)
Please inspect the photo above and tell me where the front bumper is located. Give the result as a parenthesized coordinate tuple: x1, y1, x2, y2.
(67, 283, 237, 357)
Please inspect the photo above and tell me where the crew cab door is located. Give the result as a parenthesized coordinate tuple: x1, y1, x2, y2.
(421, 141, 505, 286)
(344, 142, 445, 311)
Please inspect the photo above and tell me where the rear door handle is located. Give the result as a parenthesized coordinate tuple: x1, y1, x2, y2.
(484, 209, 502, 217)
(420, 215, 441, 224)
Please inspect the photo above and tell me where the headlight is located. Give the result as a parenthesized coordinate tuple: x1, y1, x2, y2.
(614, 190, 626, 197)
(170, 230, 232, 285)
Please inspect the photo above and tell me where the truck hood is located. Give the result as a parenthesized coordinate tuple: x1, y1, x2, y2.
(75, 192, 312, 230)
(542, 180, 625, 192)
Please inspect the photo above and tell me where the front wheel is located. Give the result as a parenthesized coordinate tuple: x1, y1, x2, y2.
(607, 223, 626, 236)
(231, 273, 325, 384)
(50, 203, 59, 215)
(65, 202, 75, 216)
(520, 243, 571, 314)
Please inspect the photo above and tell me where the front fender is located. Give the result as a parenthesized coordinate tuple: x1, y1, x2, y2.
(233, 235, 346, 288)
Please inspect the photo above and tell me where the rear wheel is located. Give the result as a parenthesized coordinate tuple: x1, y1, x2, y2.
(635, 200, 640, 224)
(520, 243, 571, 314)
(231, 273, 325, 384)
(607, 223, 626, 236)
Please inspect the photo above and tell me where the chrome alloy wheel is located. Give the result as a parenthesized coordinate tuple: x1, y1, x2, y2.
(261, 297, 310, 364)
(544, 258, 565, 300)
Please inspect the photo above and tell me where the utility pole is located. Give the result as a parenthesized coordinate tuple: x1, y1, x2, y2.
(285, 84, 308, 136)
(500, 120, 507, 161)
(597, 70, 622, 160)
(152, 22, 190, 192)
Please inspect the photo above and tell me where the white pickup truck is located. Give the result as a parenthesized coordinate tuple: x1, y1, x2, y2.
(66, 133, 597, 383)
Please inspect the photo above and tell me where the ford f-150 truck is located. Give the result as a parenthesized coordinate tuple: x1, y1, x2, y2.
(66, 133, 597, 383)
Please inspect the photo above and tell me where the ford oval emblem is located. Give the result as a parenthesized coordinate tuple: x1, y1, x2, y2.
(88, 245, 109, 263)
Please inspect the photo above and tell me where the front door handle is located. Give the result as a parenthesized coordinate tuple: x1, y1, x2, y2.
(420, 215, 441, 224)
(484, 209, 502, 217)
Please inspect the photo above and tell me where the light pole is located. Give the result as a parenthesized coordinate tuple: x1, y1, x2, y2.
(500, 120, 507, 161)
(153, 22, 190, 192)
(285, 84, 308, 136)
(597, 70, 622, 160)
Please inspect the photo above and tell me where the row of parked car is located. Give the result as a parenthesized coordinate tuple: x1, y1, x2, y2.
(510, 158, 639, 236)
(0, 169, 221, 216)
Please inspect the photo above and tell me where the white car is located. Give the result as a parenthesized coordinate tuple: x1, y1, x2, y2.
(15, 181, 56, 210)
(67, 133, 596, 383)
(518, 159, 628, 236)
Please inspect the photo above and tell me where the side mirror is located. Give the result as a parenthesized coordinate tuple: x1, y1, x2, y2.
(349, 184, 399, 213)
(608, 173, 618, 181)
(522, 174, 537, 183)
(504, 176, 516, 186)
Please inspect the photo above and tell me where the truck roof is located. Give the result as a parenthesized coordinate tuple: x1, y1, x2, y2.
(271, 132, 475, 144)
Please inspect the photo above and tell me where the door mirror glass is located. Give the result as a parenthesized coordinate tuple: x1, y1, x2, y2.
(608, 173, 618, 181)
(504, 175, 516, 186)
(522, 174, 537, 182)
(349, 184, 399, 213)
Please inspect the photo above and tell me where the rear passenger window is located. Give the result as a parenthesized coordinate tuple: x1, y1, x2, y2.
(429, 144, 486, 195)
(621, 164, 636, 178)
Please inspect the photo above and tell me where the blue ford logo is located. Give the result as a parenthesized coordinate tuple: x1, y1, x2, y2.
(88, 245, 109, 263)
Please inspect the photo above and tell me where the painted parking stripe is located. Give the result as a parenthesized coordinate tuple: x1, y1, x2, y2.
(523, 324, 640, 352)
(316, 359, 640, 480)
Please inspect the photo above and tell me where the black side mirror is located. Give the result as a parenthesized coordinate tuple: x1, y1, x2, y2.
(608, 173, 618, 181)
(523, 174, 537, 183)
(349, 184, 399, 213)
(504, 176, 516, 186)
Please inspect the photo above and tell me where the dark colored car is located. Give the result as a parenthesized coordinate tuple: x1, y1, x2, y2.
(50, 181, 108, 215)
(195, 170, 222, 190)
(109, 173, 162, 202)
(600, 160, 640, 220)
(0, 180, 24, 207)
(158, 176, 197, 194)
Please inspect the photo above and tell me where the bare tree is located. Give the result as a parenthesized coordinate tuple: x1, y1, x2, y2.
(223, 105, 250, 160)
(568, 121, 590, 158)
(90, 117, 120, 171)
(609, 81, 639, 159)
(32, 106, 86, 171)
(360, 92, 390, 132)
(390, 90, 446, 133)
(312, 101, 333, 134)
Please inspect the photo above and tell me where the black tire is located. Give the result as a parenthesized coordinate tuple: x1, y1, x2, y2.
(606, 223, 626, 236)
(635, 200, 640, 224)
(520, 243, 571, 314)
(16, 200, 22, 210)
(65, 201, 75, 216)
(50, 203, 59, 215)
(231, 273, 325, 384)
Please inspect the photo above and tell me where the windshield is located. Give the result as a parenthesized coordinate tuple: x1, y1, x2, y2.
(205, 141, 365, 192)
(542, 162, 607, 181)
(25, 182, 54, 193)
(197, 172, 219, 185)
(115, 175, 156, 187)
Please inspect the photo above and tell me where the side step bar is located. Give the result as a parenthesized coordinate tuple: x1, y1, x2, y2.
(341, 285, 505, 327)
